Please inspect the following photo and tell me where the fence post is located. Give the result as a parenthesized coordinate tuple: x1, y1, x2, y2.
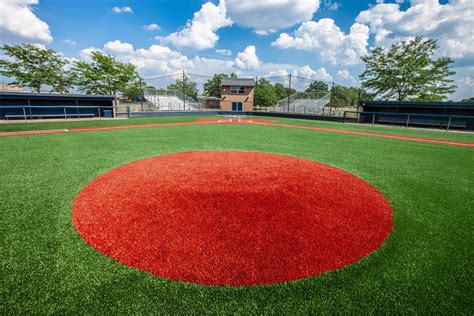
(182, 70, 186, 111)
(372, 113, 375, 126)
(64, 107, 67, 119)
(406, 114, 410, 128)
(287, 74, 292, 113)
(23, 107, 27, 121)
(447, 115, 452, 131)
(127, 106, 131, 118)
(343, 111, 346, 123)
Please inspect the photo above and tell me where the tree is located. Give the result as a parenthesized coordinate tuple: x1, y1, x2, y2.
(305, 81, 329, 96)
(71, 51, 139, 96)
(461, 97, 474, 102)
(0, 44, 72, 93)
(254, 78, 278, 107)
(360, 37, 456, 101)
(167, 76, 198, 99)
(203, 73, 237, 98)
(274, 82, 296, 100)
(330, 86, 359, 108)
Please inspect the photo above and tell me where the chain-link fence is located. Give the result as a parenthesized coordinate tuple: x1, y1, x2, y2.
(124, 71, 359, 116)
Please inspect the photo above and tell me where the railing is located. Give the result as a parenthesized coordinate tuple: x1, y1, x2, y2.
(254, 92, 331, 114)
(343, 111, 474, 131)
(143, 88, 202, 111)
(0, 105, 131, 121)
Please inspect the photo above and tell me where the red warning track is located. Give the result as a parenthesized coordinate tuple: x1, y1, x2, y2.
(1, 118, 473, 147)
(73, 151, 393, 286)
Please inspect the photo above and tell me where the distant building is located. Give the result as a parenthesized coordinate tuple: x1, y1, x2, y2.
(197, 96, 220, 109)
(220, 78, 255, 111)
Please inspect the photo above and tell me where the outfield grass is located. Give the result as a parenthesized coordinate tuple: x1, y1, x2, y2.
(1, 114, 473, 143)
(1, 118, 473, 314)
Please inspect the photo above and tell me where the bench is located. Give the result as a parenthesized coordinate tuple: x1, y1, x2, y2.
(5, 113, 95, 120)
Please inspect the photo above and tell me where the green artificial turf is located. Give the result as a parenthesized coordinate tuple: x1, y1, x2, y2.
(1, 119, 473, 314)
(1, 114, 473, 143)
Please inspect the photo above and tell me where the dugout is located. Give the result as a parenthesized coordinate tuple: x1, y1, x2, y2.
(0, 92, 115, 120)
(358, 100, 474, 130)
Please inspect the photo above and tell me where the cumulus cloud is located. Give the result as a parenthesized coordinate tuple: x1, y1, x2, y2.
(234, 45, 260, 70)
(336, 69, 351, 79)
(272, 18, 369, 65)
(215, 49, 232, 56)
(158, 0, 232, 50)
(299, 65, 333, 81)
(112, 6, 132, 14)
(227, 0, 320, 35)
(104, 40, 134, 55)
(0, 0, 52, 44)
(79, 47, 103, 60)
(356, 0, 474, 61)
(143, 23, 160, 31)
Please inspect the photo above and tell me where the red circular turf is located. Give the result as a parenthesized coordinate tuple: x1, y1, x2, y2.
(72, 151, 392, 286)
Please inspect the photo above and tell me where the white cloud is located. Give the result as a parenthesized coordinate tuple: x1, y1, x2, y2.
(112, 6, 132, 14)
(336, 69, 352, 79)
(0, 0, 52, 44)
(144, 23, 160, 31)
(64, 39, 76, 45)
(79, 47, 103, 61)
(356, 0, 474, 61)
(215, 49, 232, 56)
(227, 0, 320, 35)
(104, 40, 134, 55)
(234, 45, 260, 70)
(299, 65, 333, 81)
(272, 18, 369, 65)
(159, 0, 232, 50)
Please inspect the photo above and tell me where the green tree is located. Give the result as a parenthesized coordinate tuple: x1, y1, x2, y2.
(0, 44, 72, 93)
(305, 81, 329, 96)
(331, 86, 359, 108)
(360, 37, 456, 101)
(254, 78, 278, 107)
(203, 73, 237, 98)
(167, 76, 198, 99)
(461, 97, 474, 102)
(274, 82, 296, 100)
(71, 52, 139, 95)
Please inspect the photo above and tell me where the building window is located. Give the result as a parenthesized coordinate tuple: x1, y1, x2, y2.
(230, 86, 245, 94)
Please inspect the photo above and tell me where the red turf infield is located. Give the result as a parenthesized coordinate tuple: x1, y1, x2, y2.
(73, 151, 393, 286)
(1, 118, 473, 147)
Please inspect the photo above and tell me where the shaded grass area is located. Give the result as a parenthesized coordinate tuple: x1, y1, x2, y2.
(1, 121, 473, 314)
(0, 115, 214, 133)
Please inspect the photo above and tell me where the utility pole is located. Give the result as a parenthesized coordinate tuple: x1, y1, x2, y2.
(182, 70, 186, 111)
(287, 74, 292, 113)
(139, 78, 143, 111)
(329, 82, 335, 116)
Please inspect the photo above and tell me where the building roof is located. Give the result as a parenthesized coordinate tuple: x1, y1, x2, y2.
(359, 100, 474, 110)
(0, 91, 115, 100)
(221, 78, 255, 87)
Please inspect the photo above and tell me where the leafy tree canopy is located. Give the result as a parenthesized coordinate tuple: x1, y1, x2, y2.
(254, 78, 278, 107)
(305, 81, 329, 96)
(71, 51, 140, 95)
(461, 97, 474, 102)
(360, 37, 456, 101)
(0, 44, 71, 93)
(203, 73, 237, 98)
(167, 76, 198, 99)
(274, 82, 296, 100)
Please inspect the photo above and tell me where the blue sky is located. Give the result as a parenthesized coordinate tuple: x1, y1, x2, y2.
(0, 0, 472, 99)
